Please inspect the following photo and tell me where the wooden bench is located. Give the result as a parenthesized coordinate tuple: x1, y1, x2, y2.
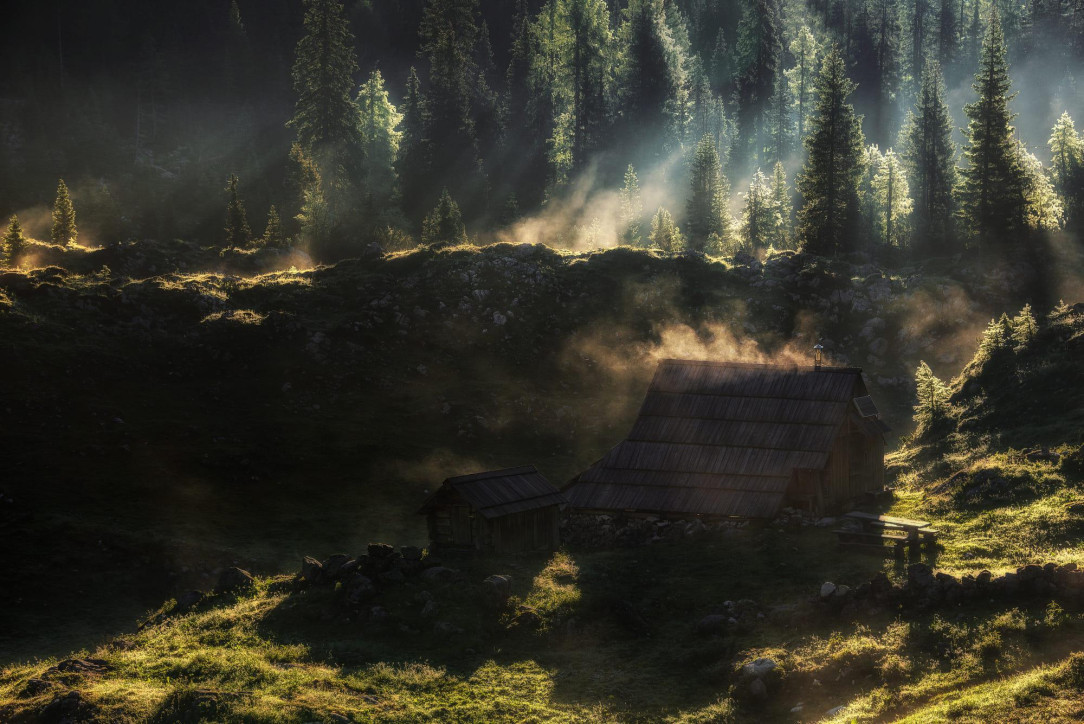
(834, 529, 908, 556)
(836, 512, 942, 556)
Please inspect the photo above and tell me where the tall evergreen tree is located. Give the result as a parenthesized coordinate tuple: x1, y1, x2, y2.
(872, 149, 913, 247)
(899, 59, 957, 252)
(860, 144, 886, 245)
(958, 9, 1028, 246)
(356, 70, 402, 212)
(397, 67, 431, 224)
(686, 133, 734, 251)
(872, 0, 903, 146)
(3, 215, 26, 265)
(1048, 112, 1084, 228)
(786, 26, 820, 146)
(911, 0, 930, 93)
(763, 71, 794, 163)
(709, 29, 731, 92)
(289, 0, 362, 164)
(740, 169, 774, 250)
(796, 46, 866, 256)
(768, 161, 793, 249)
(617, 0, 684, 153)
(649, 206, 684, 251)
(938, 0, 958, 66)
(260, 206, 287, 249)
(51, 179, 77, 247)
(733, 0, 781, 166)
(422, 188, 468, 247)
(619, 165, 644, 246)
(224, 174, 252, 248)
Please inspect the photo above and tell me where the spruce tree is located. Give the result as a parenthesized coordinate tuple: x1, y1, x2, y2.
(356, 70, 402, 211)
(617, 0, 684, 150)
(1048, 112, 1084, 228)
(913, 360, 950, 433)
(860, 144, 886, 245)
(649, 207, 684, 251)
(224, 174, 252, 248)
(709, 29, 730, 92)
(786, 26, 820, 145)
(260, 206, 286, 249)
(938, 0, 957, 66)
(619, 165, 644, 246)
(421, 188, 468, 247)
(872, 149, 913, 247)
(899, 59, 957, 252)
(740, 170, 774, 250)
(763, 72, 794, 164)
(796, 46, 866, 257)
(768, 161, 793, 249)
(397, 67, 431, 223)
(958, 9, 1028, 246)
(51, 179, 77, 247)
(3, 215, 26, 265)
(288, 0, 362, 162)
(733, 0, 781, 166)
(1018, 142, 1064, 231)
(911, 0, 929, 93)
(686, 134, 734, 251)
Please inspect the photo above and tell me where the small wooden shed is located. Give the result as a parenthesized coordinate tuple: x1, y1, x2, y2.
(417, 466, 567, 554)
(564, 360, 889, 519)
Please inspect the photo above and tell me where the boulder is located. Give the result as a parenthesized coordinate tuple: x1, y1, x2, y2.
(748, 677, 768, 700)
(39, 690, 98, 722)
(344, 574, 376, 605)
(420, 566, 460, 584)
(299, 556, 323, 585)
(368, 543, 396, 559)
(172, 590, 205, 614)
(19, 678, 54, 697)
(401, 546, 423, 561)
(321, 554, 352, 580)
(742, 657, 778, 679)
(214, 566, 255, 594)
(420, 600, 439, 619)
(482, 574, 513, 606)
(820, 582, 837, 599)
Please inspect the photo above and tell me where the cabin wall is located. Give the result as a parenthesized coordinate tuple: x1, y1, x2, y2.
(489, 507, 561, 554)
(823, 419, 885, 508)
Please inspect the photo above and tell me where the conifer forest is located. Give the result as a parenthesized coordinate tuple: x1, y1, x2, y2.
(4, 0, 1084, 722)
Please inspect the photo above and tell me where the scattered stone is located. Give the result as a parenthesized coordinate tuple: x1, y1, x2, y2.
(214, 567, 255, 594)
(420, 600, 439, 619)
(39, 690, 98, 722)
(19, 678, 54, 698)
(820, 582, 837, 599)
(321, 554, 351, 580)
(344, 574, 376, 605)
(483, 574, 513, 606)
(826, 705, 847, 716)
(368, 543, 396, 559)
(299, 556, 323, 585)
(401, 546, 423, 561)
(420, 566, 460, 584)
(742, 658, 777, 679)
(52, 658, 111, 675)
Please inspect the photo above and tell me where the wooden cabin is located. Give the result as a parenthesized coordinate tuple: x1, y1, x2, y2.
(563, 360, 888, 519)
(418, 466, 567, 554)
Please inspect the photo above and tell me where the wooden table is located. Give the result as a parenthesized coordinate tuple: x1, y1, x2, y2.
(835, 511, 940, 557)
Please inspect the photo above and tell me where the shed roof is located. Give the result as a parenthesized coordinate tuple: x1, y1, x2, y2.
(418, 465, 567, 519)
(565, 360, 877, 518)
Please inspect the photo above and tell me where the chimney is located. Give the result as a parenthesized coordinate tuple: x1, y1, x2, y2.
(813, 343, 824, 370)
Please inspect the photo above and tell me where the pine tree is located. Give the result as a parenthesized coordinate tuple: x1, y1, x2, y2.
(938, 0, 957, 66)
(872, 149, 913, 247)
(619, 165, 644, 246)
(397, 67, 431, 223)
(51, 179, 77, 247)
(356, 70, 402, 210)
(288, 142, 323, 237)
(768, 161, 793, 249)
(958, 9, 1028, 246)
(617, 0, 685, 149)
(649, 206, 684, 251)
(911, 0, 930, 93)
(288, 0, 362, 163)
(421, 188, 468, 247)
(899, 59, 957, 252)
(1011, 303, 1037, 348)
(733, 0, 781, 166)
(1018, 142, 1064, 231)
(872, 0, 902, 146)
(786, 26, 820, 146)
(859, 144, 886, 245)
(913, 360, 950, 433)
(224, 174, 252, 248)
(796, 46, 866, 257)
(740, 169, 775, 250)
(1048, 112, 1084, 228)
(3, 215, 26, 265)
(686, 134, 734, 251)
(260, 206, 287, 249)
(709, 29, 730, 92)
(763, 71, 794, 164)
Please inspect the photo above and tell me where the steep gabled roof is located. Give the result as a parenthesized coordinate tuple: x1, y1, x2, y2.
(565, 360, 872, 518)
(418, 466, 567, 519)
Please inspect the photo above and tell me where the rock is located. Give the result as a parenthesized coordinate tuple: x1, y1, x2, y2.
(39, 690, 98, 722)
(368, 543, 396, 559)
(379, 569, 406, 585)
(835, 585, 851, 598)
(344, 574, 376, 605)
(214, 566, 255, 594)
(299, 556, 323, 585)
(420, 600, 439, 619)
(696, 614, 728, 635)
(742, 657, 777, 679)
(420, 566, 460, 584)
(172, 590, 204, 614)
(820, 582, 837, 599)
(508, 606, 541, 631)
(401, 546, 423, 561)
(826, 705, 847, 716)
(483, 574, 513, 606)
(321, 554, 351, 580)
(907, 563, 935, 590)
(368, 606, 389, 624)
(748, 677, 768, 700)
(19, 678, 54, 697)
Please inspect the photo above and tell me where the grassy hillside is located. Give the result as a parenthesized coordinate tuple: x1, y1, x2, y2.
(3, 239, 1084, 721)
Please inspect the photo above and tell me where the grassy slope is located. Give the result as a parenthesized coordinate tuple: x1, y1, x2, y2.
(3, 240, 1084, 721)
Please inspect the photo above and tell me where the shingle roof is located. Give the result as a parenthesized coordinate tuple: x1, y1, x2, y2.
(418, 466, 567, 519)
(565, 360, 871, 518)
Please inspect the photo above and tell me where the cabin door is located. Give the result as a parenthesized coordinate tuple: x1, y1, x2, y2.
(450, 505, 473, 546)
